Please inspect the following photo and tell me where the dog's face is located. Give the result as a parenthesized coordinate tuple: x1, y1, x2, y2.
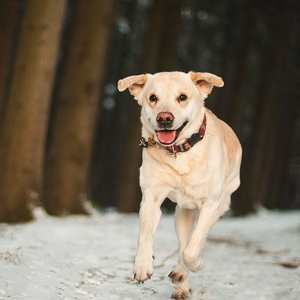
(118, 71, 223, 146)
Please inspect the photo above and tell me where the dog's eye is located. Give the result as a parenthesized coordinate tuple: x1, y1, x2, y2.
(149, 94, 158, 102)
(178, 94, 188, 101)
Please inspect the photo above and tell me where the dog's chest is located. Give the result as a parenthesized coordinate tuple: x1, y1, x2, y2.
(168, 167, 208, 209)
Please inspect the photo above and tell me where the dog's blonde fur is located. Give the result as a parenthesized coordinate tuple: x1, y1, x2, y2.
(118, 71, 242, 299)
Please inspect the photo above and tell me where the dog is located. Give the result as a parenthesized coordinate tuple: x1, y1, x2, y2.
(118, 71, 242, 299)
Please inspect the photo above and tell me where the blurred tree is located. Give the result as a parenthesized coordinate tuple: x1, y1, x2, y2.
(141, 0, 183, 73)
(0, 0, 23, 128)
(279, 0, 300, 209)
(227, 0, 258, 131)
(0, 0, 67, 222)
(91, 0, 153, 210)
(43, 0, 117, 215)
(115, 0, 184, 212)
(235, 0, 293, 215)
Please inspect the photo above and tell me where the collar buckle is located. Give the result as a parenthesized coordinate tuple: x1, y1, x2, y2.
(187, 133, 202, 147)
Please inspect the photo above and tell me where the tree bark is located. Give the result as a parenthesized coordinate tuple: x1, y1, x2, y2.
(0, 0, 67, 223)
(43, 0, 116, 215)
(0, 0, 23, 127)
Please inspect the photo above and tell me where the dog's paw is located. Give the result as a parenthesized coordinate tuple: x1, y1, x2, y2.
(171, 288, 189, 299)
(182, 250, 203, 273)
(168, 264, 189, 283)
(133, 255, 154, 283)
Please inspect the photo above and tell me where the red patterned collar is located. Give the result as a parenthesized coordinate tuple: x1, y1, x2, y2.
(139, 114, 207, 157)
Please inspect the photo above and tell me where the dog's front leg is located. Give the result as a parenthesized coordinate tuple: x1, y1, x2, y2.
(182, 199, 225, 272)
(134, 191, 165, 283)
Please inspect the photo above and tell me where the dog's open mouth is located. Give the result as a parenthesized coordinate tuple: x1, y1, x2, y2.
(155, 121, 188, 145)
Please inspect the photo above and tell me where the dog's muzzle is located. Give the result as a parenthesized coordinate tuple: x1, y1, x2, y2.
(155, 120, 188, 145)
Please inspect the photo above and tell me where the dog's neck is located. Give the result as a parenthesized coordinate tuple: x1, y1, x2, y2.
(139, 110, 207, 158)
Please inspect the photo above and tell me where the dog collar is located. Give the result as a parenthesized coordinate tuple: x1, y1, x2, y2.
(139, 114, 207, 157)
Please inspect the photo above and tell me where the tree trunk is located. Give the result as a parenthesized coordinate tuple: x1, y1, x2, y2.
(91, 0, 151, 210)
(116, 0, 184, 212)
(115, 104, 142, 213)
(227, 0, 258, 132)
(233, 0, 292, 215)
(142, 0, 183, 73)
(0, 0, 67, 223)
(0, 0, 22, 127)
(43, 0, 116, 215)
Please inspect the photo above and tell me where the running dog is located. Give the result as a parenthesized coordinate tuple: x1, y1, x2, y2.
(118, 71, 242, 299)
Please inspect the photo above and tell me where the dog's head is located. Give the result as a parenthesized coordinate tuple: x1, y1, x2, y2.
(118, 71, 223, 146)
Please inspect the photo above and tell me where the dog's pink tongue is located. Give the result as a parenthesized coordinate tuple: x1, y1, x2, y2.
(156, 130, 176, 144)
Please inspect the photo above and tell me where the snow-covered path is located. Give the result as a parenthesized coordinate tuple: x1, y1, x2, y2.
(0, 209, 299, 300)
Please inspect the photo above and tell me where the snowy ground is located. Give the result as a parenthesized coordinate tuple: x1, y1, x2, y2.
(0, 209, 299, 300)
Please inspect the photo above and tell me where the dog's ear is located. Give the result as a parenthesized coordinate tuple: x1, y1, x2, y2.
(189, 71, 224, 96)
(118, 74, 148, 100)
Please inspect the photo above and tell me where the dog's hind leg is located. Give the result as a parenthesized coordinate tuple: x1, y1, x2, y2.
(170, 206, 197, 299)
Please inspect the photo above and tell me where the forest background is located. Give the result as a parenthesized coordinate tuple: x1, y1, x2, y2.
(0, 0, 299, 223)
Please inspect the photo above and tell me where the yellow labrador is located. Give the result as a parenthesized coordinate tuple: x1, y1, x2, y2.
(118, 71, 242, 299)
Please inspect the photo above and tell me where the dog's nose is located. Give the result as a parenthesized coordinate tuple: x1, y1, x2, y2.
(156, 112, 174, 128)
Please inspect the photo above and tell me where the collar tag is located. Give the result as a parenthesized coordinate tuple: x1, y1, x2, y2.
(139, 137, 148, 148)
(139, 137, 156, 148)
(168, 146, 177, 158)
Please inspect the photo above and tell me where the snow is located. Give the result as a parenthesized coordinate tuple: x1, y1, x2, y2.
(0, 208, 299, 300)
